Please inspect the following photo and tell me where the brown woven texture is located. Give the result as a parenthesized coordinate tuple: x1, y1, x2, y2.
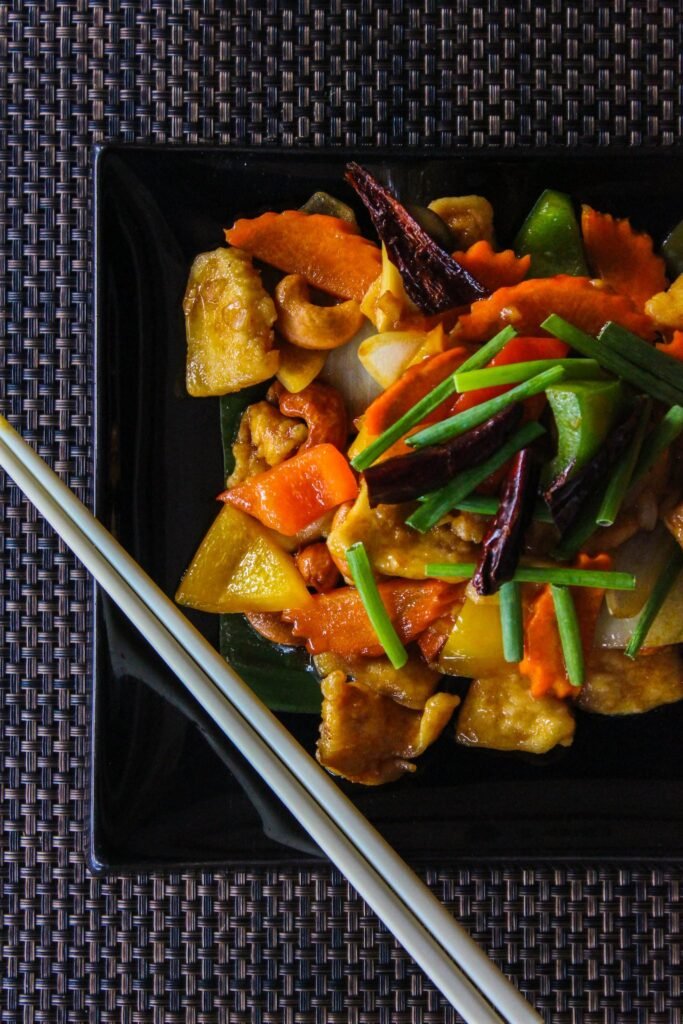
(1, 1, 683, 1021)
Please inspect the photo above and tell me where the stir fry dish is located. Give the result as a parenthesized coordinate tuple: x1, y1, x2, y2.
(176, 163, 683, 786)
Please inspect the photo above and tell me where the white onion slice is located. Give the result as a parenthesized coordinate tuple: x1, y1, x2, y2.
(319, 321, 383, 420)
(596, 524, 683, 648)
(357, 331, 426, 388)
(605, 524, 672, 619)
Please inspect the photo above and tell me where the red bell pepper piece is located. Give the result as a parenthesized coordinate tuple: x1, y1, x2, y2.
(219, 443, 358, 536)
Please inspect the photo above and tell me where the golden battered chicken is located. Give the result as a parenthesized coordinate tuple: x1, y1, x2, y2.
(578, 647, 683, 715)
(317, 671, 459, 784)
(314, 651, 443, 709)
(327, 483, 483, 580)
(456, 672, 575, 754)
(228, 400, 307, 486)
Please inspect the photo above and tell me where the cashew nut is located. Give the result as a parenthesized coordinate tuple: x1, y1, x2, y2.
(275, 274, 364, 350)
(270, 379, 349, 452)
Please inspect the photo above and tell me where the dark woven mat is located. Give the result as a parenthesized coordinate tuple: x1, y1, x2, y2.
(2, 2, 683, 1021)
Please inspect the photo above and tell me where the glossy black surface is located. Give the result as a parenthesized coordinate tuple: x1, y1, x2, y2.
(92, 145, 683, 871)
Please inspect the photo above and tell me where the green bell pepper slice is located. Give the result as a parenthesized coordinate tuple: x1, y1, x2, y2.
(514, 189, 589, 278)
(545, 379, 626, 480)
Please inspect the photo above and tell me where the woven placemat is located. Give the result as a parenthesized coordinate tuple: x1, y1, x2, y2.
(1, 2, 683, 1021)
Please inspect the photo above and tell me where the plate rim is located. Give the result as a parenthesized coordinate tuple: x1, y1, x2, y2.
(89, 142, 683, 873)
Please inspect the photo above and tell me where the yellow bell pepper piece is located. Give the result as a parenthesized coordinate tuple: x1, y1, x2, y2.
(358, 246, 418, 333)
(183, 247, 279, 396)
(360, 275, 382, 328)
(276, 341, 326, 393)
(645, 274, 683, 332)
(376, 244, 416, 331)
(175, 504, 312, 614)
(437, 595, 507, 678)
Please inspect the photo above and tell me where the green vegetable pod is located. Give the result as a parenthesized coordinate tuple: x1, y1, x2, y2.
(545, 378, 625, 481)
(661, 218, 683, 278)
(514, 189, 589, 278)
(300, 190, 358, 225)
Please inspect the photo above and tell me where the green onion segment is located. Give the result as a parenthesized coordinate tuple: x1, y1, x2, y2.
(625, 540, 683, 659)
(456, 325, 518, 373)
(424, 563, 635, 589)
(632, 405, 683, 483)
(596, 398, 652, 527)
(542, 314, 683, 407)
(350, 325, 519, 472)
(350, 373, 457, 472)
(550, 584, 585, 687)
(408, 366, 564, 449)
(452, 494, 553, 523)
(499, 581, 524, 662)
(454, 358, 599, 393)
(346, 541, 408, 669)
(599, 321, 683, 392)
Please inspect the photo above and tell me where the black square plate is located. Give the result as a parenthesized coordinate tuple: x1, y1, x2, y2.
(92, 144, 683, 872)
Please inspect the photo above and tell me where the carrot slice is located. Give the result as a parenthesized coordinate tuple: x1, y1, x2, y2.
(656, 329, 683, 361)
(453, 275, 655, 345)
(581, 206, 668, 310)
(363, 346, 468, 436)
(220, 443, 358, 536)
(519, 552, 612, 699)
(226, 210, 381, 301)
(282, 579, 460, 656)
(451, 241, 531, 292)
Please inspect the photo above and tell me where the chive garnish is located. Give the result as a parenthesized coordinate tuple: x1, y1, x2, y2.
(542, 314, 683, 407)
(452, 494, 554, 523)
(550, 584, 584, 687)
(350, 326, 518, 472)
(625, 540, 683, 659)
(351, 374, 457, 471)
(454, 358, 600, 393)
(631, 404, 683, 483)
(456, 325, 518, 372)
(596, 397, 652, 527)
(406, 421, 545, 533)
(424, 563, 636, 589)
(346, 541, 408, 669)
(499, 581, 524, 662)
(407, 367, 565, 449)
(599, 321, 683, 393)
(552, 492, 604, 561)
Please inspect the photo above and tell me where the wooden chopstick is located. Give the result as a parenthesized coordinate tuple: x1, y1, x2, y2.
(0, 415, 541, 1024)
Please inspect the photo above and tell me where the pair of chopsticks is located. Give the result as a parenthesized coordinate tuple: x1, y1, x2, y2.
(0, 415, 541, 1024)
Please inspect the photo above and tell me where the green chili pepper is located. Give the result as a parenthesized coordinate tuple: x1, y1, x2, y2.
(661, 218, 683, 278)
(514, 189, 589, 278)
(545, 379, 625, 481)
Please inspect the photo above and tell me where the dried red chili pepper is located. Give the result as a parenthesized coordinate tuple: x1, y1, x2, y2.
(363, 404, 522, 507)
(472, 447, 541, 595)
(344, 162, 488, 313)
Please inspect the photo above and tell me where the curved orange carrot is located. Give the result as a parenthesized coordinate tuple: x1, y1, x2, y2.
(282, 579, 460, 656)
(453, 275, 655, 345)
(519, 552, 612, 699)
(226, 210, 381, 301)
(451, 240, 531, 292)
(363, 346, 467, 436)
(581, 206, 667, 310)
